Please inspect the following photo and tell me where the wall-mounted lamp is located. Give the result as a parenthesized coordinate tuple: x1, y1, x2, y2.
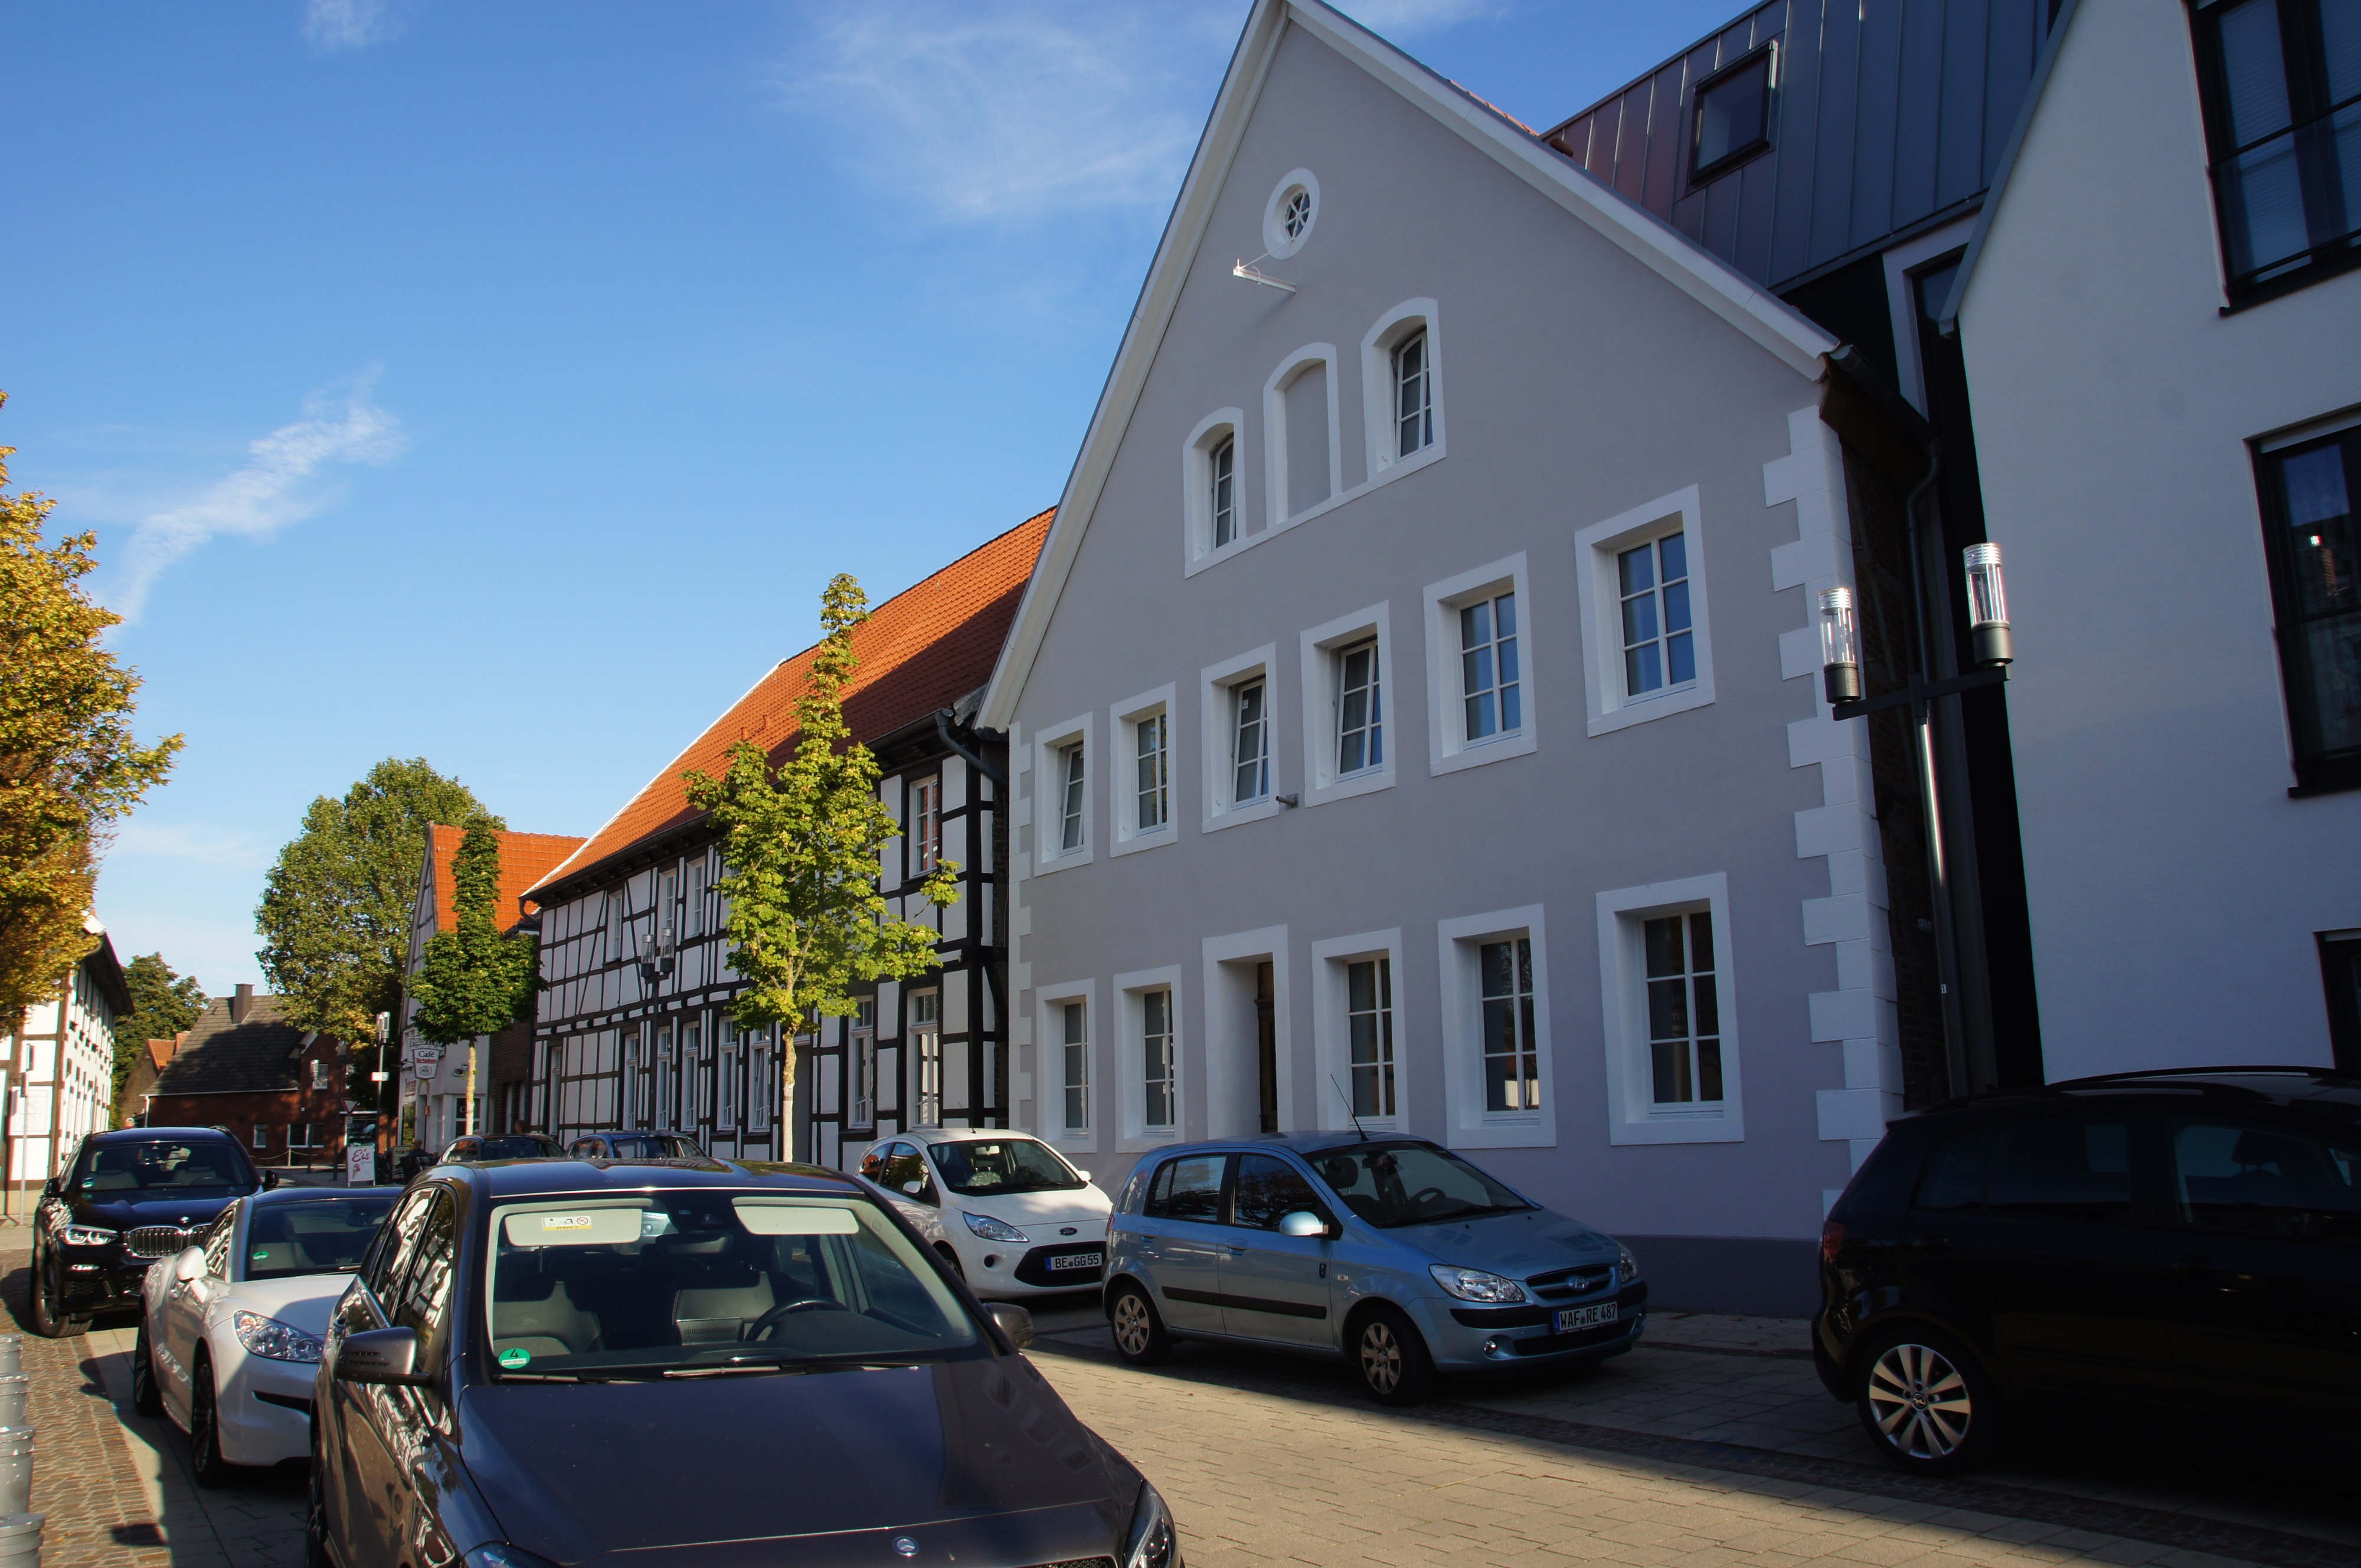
(1962, 543, 2012, 666)
(1818, 587, 1860, 705)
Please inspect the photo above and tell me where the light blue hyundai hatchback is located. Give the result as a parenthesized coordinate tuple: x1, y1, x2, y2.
(1102, 1134, 1645, 1403)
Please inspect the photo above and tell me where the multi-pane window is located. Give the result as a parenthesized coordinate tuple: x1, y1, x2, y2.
(1282, 188, 1312, 240)
(1231, 679, 1271, 804)
(1057, 742, 1087, 853)
(684, 1022, 707, 1124)
(851, 999, 877, 1129)
(2193, 0, 2361, 296)
(1348, 958, 1396, 1118)
(1394, 330, 1432, 457)
(1142, 989, 1176, 1131)
(1336, 640, 1382, 775)
(310, 1058, 333, 1091)
(623, 1028, 645, 1125)
(1645, 912, 1723, 1105)
(911, 776, 942, 875)
(660, 870, 679, 949)
(718, 1018, 738, 1131)
(1479, 938, 1539, 1112)
(2259, 430, 2361, 787)
(1060, 1000, 1090, 1132)
(1459, 593, 1522, 741)
(1134, 713, 1169, 831)
(685, 863, 705, 937)
(1619, 533, 1695, 696)
(911, 990, 941, 1127)
(748, 1026, 774, 1132)
(1211, 436, 1237, 548)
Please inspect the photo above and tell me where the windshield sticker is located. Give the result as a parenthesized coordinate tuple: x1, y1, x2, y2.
(500, 1207, 644, 1247)
(733, 1200, 862, 1236)
(498, 1347, 531, 1369)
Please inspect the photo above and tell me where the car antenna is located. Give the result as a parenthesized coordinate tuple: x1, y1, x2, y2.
(1329, 1075, 1370, 1142)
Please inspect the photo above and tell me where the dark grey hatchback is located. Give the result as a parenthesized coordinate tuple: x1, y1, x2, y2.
(310, 1160, 1180, 1568)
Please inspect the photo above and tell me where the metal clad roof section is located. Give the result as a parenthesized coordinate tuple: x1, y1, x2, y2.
(1768, 0, 1823, 283)
(1810, 0, 1868, 264)
(1850, 0, 1907, 247)
(1895, 0, 1950, 227)
(1937, 0, 1993, 211)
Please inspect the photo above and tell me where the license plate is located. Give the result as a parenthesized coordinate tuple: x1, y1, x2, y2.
(1553, 1302, 1618, 1334)
(1047, 1251, 1104, 1271)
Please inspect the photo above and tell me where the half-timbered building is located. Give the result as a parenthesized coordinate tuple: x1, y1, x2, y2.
(522, 511, 1049, 1167)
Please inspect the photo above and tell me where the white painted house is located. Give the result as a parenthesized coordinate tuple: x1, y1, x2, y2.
(4, 918, 129, 1189)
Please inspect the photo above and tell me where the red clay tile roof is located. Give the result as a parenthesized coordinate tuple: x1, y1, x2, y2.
(530, 509, 1053, 901)
(146, 1037, 178, 1070)
(426, 827, 590, 933)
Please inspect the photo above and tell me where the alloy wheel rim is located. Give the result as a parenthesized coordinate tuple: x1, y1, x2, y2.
(1361, 1323, 1401, 1393)
(1113, 1295, 1149, 1354)
(1866, 1341, 1971, 1460)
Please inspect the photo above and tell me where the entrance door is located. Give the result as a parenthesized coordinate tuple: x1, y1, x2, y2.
(1255, 963, 1277, 1135)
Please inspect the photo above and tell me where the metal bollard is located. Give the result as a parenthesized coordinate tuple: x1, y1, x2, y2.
(0, 1430, 31, 1519)
(0, 1340, 21, 1379)
(0, 1377, 27, 1433)
(0, 1513, 42, 1568)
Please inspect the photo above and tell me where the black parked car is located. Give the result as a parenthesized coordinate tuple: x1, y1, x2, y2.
(30, 1128, 272, 1338)
(309, 1158, 1181, 1568)
(439, 1134, 564, 1164)
(564, 1130, 706, 1163)
(1816, 1066, 2361, 1474)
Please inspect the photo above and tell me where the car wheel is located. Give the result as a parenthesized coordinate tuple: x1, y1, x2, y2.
(1353, 1304, 1435, 1407)
(306, 1428, 335, 1568)
(189, 1356, 238, 1488)
(1107, 1282, 1173, 1366)
(131, 1318, 163, 1416)
(934, 1242, 966, 1281)
(28, 1250, 83, 1340)
(1855, 1325, 1998, 1475)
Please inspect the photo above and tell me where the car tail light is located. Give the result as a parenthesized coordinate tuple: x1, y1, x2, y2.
(1819, 1219, 1846, 1264)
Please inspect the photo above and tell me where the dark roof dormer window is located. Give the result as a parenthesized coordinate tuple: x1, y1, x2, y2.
(1690, 45, 1775, 185)
(2195, 0, 2361, 306)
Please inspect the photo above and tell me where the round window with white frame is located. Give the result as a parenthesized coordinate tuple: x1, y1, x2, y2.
(1263, 169, 1320, 259)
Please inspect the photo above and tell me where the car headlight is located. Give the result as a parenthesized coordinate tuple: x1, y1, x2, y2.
(233, 1310, 324, 1363)
(60, 1225, 119, 1248)
(1124, 1480, 1177, 1568)
(466, 1547, 560, 1568)
(1428, 1264, 1528, 1304)
(963, 1212, 1029, 1244)
(1616, 1243, 1640, 1287)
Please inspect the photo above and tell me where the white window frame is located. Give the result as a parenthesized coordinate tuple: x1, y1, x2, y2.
(1597, 873, 1745, 1144)
(1201, 926, 1290, 1140)
(849, 998, 877, 1131)
(717, 1019, 739, 1132)
(908, 774, 943, 876)
(1575, 486, 1718, 736)
(1182, 408, 1249, 572)
(1263, 168, 1319, 258)
(1115, 964, 1185, 1153)
(1029, 715, 1094, 875)
(1037, 980, 1097, 1150)
(910, 988, 941, 1128)
(1110, 683, 1180, 855)
(1310, 928, 1405, 1134)
(1200, 645, 1282, 832)
(1436, 905, 1556, 1149)
(1297, 603, 1395, 807)
(1359, 299, 1447, 486)
(1423, 554, 1538, 775)
(1263, 345, 1342, 531)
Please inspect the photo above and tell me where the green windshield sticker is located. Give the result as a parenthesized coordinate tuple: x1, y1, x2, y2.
(498, 1347, 531, 1369)
(251, 1249, 268, 1260)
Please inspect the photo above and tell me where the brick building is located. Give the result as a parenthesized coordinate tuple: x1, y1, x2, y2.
(145, 986, 349, 1166)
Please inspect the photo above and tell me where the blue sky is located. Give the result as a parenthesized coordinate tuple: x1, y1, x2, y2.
(9, 0, 1741, 993)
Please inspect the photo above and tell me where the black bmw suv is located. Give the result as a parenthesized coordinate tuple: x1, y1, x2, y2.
(1816, 1067, 2360, 1474)
(31, 1128, 270, 1337)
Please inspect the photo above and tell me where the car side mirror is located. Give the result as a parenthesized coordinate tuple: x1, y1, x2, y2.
(1072, 1170, 1091, 1184)
(983, 1302, 1034, 1351)
(901, 1180, 924, 1196)
(40, 1177, 57, 1199)
(262, 1171, 283, 1190)
(333, 1326, 429, 1386)
(1278, 1210, 1330, 1239)
(172, 1249, 205, 1284)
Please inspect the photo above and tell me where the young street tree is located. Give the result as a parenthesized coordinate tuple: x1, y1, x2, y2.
(113, 952, 207, 1107)
(0, 393, 182, 1028)
(256, 759, 496, 1044)
(407, 819, 538, 1135)
(684, 574, 957, 1102)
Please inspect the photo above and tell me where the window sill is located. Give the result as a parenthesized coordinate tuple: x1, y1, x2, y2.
(1431, 729, 1536, 777)
(2220, 244, 2361, 316)
(1587, 680, 1713, 738)
(1447, 1117, 1555, 1151)
(1303, 767, 1395, 808)
(1182, 444, 1446, 578)
(1117, 1130, 1185, 1155)
(1028, 846, 1095, 879)
(1109, 826, 1179, 858)
(1607, 1109, 1745, 1146)
(1204, 798, 1283, 834)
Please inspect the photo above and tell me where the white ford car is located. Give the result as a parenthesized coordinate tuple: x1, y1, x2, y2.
(859, 1129, 1112, 1301)
(133, 1185, 400, 1485)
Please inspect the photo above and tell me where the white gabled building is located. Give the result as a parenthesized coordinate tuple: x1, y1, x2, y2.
(4, 918, 131, 1189)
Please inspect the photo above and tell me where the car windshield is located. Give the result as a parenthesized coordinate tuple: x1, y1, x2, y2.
(485, 1190, 981, 1380)
(1306, 1141, 1533, 1229)
(78, 1140, 251, 1195)
(244, 1195, 400, 1281)
(605, 1135, 701, 1160)
(469, 1137, 558, 1160)
(927, 1138, 1084, 1196)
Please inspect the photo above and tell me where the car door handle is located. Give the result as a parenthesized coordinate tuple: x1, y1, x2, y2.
(1224, 1244, 1247, 1256)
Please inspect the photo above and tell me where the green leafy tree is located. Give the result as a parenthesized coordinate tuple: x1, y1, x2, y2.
(256, 759, 497, 1042)
(408, 820, 538, 1136)
(0, 394, 182, 1029)
(684, 574, 957, 1098)
(112, 952, 206, 1109)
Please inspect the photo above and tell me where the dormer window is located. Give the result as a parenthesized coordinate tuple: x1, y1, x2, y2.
(1690, 46, 1775, 183)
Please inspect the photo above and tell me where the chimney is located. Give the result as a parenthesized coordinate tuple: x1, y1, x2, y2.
(231, 983, 255, 1026)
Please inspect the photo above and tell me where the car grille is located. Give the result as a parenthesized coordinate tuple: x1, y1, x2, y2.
(1525, 1263, 1616, 1301)
(125, 1225, 202, 1259)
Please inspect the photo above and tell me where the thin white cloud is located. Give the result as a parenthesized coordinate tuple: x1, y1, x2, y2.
(303, 0, 403, 53)
(107, 375, 406, 623)
(110, 821, 270, 870)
